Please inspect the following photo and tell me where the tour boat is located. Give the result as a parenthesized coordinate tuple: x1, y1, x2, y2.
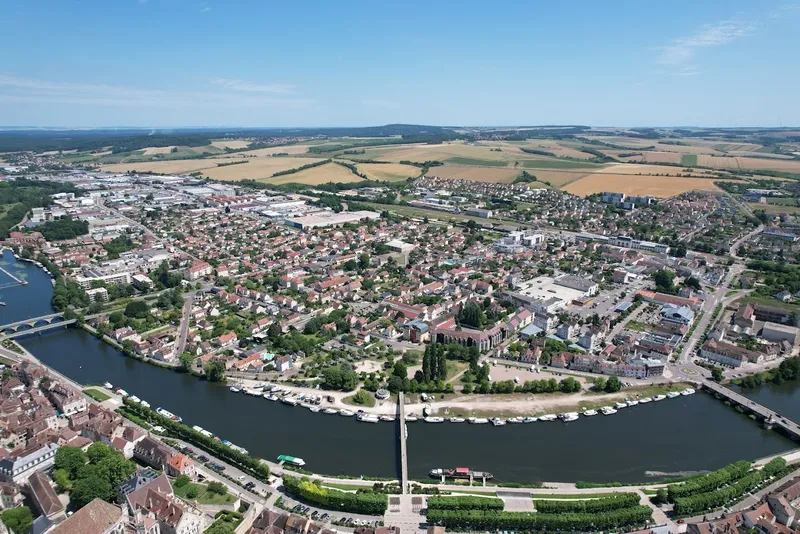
(468, 417, 489, 424)
(582, 409, 598, 417)
(559, 412, 579, 422)
(523, 416, 538, 423)
(323, 408, 338, 414)
(358, 413, 380, 423)
(229, 386, 241, 393)
(103, 382, 113, 389)
(507, 417, 524, 424)
(653, 395, 667, 401)
(429, 467, 494, 480)
(639, 397, 653, 404)
(615, 402, 628, 409)
(424, 416, 445, 423)
(380, 415, 395, 422)
(682, 388, 696, 396)
(277, 455, 305, 467)
(491, 418, 507, 426)
(339, 409, 355, 417)
(601, 406, 617, 415)
(448, 417, 466, 423)
(667, 391, 680, 399)
(155, 407, 182, 422)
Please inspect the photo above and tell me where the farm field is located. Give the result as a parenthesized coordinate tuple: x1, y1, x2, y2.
(696, 154, 739, 169)
(268, 162, 361, 185)
(355, 163, 419, 182)
(210, 139, 251, 149)
(141, 146, 175, 155)
(593, 163, 704, 176)
(426, 165, 522, 183)
(564, 174, 730, 198)
(505, 140, 597, 159)
(641, 151, 682, 164)
(522, 158, 603, 170)
(523, 170, 592, 188)
(753, 203, 800, 215)
(239, 144, 320, 157)
(101, 159, 222, 174)
(202, 157, 325, 181)
(736, 157, 800, 173)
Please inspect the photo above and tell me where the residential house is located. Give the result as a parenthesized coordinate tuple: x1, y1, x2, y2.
(49, 498, 125, 534)
(133, 436, 174, 470)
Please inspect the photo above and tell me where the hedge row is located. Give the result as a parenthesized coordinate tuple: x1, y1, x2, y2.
(667, 460, 751, 501)
(534, 493, 640, 514)
(426, 506, 652, 531)
(283, 475, 387, 515)
(672, 458, 787, 516)
(427, 496, 504, 510)
(120, 399, 270, 481)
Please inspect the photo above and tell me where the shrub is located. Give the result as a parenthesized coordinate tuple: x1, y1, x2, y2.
(174, 474, 190, 488)
(283, 475, 387, 514)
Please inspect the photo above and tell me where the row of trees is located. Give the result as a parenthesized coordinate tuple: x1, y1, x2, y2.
(666, 460, 751, 501)
(672, 458, 786, 516)
(427, 496, 504, 510)
(422, 342, 448, 383)
(121, 399, 270, 480)
(735, 355, 800, 389)
(533, 493, 640, 513)
(426, 505, 652, 531)
(482, 376, 582, 395)
(283, 475, 388, 515)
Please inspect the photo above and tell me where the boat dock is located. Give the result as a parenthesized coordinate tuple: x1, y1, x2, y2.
(0, 265, 26, 289)
(399, 391, 409, 495)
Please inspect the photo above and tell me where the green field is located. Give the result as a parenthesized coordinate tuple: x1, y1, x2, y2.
(681, 154, 698, 166)
(174, 482, 236, 504)
(766, 197, 800, 206)
(447, 157, 511, 167)
(532, 492, 628, 500)
(522, 159, 603, 170)
(83, 389, 111, 402)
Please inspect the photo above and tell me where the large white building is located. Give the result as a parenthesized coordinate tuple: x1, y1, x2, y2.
(285, 210, 380, 230)
(609, 235, 670, 254)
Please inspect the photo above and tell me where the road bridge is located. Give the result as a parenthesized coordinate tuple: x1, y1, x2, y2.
(3, 320, 76, 339)
(0, 313, 66, 334)
(398, 392, 409, 495)
(703, 381, 800, 440)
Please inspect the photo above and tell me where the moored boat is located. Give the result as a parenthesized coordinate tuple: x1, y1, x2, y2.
(490, 418, 506, 426)
(339, 409, 355, 417)
(507, 417, 523, 424)
(229, 386, 241, 393)
(601, 406, 617, 415)
(429, 467, 494, 480)
(615, 402, 628, 409)
(277, 454, 305, 467)
(405, 415, 419, 422)
(323, 408, 338, 414)
(357, 413, 380, 423)
(424, 416, 445, 423)
(582, 409, 598, 416)
(653, 394, 667, 401)
(380, 415, 395, 422)
(155, 407, 182, 422)
(448, 417, 466, 423)
(523, 416, 538, 423)
(682, 387, 696, 396)
(539, 414, 557, 421)
(639, 397, 653, 404)
(667, 391, 680, 399)
(103, 382, 113, 389)
(281, 398, 298, 406)
(468, 417, 489, 424)
(559, 412, 579, 422)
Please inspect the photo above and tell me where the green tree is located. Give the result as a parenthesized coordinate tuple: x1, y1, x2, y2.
(711, 366, 724, 382)
(458, 301, 487, 329)
(86, 442, 113, 464)
(1, 506, 33, 534)
(71, 475, 113, 508)
(593, 377, 607, 392)
(54, 446, 87, 479)
(204, 361, 227, 382)
(653, 270, 676, 294)
(605, 376, 622, 393)
(179, 352, 195, 371)
(96, 454, 136, 488)
(207, 481, 228, 495)
(124, 300, 149, 319)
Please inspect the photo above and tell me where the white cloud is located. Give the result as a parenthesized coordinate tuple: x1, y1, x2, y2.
(0, 74, 313, 109)
(211, 78, 295, 94)
(656, 18, 758, 65)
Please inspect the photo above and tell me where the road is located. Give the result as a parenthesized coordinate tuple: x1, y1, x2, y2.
(175, 293, 195, 357)
(730, 224, 764, 258)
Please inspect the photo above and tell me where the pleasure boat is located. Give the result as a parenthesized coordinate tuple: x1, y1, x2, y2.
(358, 413, 380, 423)
(128, 396, 141, 403)
(309, 406, 321, 413)
(539, 414, 558, 421)
(682, 388, 696, 396)
(491, 418, 507, 426)
(229, 386, 241, 393)
(601, 406, 618, 415)
(448, 417, 466, 423)
(639, 397, 653, 404)
(653, 394, 667, 401)
(507, 417, 524, 424)
(323, 408, 338, 414)
(380, 415, 395, 422)
(339, 409, 355, 417)
(615, 402, 628, 409)
(405, 415, 419, 422)
(424, 417, 445, 423)
(582, 409, 598, 416)
(468, 417, 489, 424)
(116, 388, 129, 397)
(281, 398, 298, 406)
(559, 412, 579, 422)
(103, 382, 113, 389)
(523, 416, 538, 423)
(626, 400, 639, 407)
(667, 391, 680, 399)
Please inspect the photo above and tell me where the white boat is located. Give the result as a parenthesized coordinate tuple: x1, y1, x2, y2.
(682, 388, 696, 396)
(491, 418, 507, 426)
(128, 395, 141, 403)
(448, 417, 466, 423)
(601, 406, 617, 415)
(267, 394, 279, 401)
(229, 386, 241, 393)
(639, 397, 653, 404)
(309, 406, 321, 413)
(468, 417, 489, 424)
(140, 401, 150, 409)
(116, 388, 129, 397)
(626, 400, 639, 407)
(358, 413, 380, 423)
(323, 408, 338, 414)
(559, 412, 579, 422)
(380, 415, 395, 422)
(103, 382, 113, 389)
(507, 417, 524, 424)
(425, 416, 445, 423)
(667, 391, 680, 399)
(281, 398, 298, 406)
(245, 389, 261, 396)
(523, 416, 538, 423)
(653, 395, 667, 401)
(405, 415, 419, 422)
(539, 414, 557, 421)
(300, 402, 315, 409)
(155, 407, 182, 422)
(339, 409, 355, 417)
(615, 402, 628, 409)
(404, 424, 408, 439)
(583, 409, 598, 417)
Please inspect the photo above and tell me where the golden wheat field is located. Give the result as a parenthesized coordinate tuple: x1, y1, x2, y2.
(102, 159, 221, 174)
(210, 140, 251, 150)
(202, 157, 325, 181)
(696, 155, 740, 169)
(268, 163, 362, 185)
(505, 140, 596, 159)
(564, 174, 730, 198)
(356, 163, 419, 182)
(523, 170, 592, 188)
(426, 165, 521, 183)
(640, 151, 683, 164)
(736, 157, 800, 173)
(238, 144, 319, 157)
(594, 163, 706, 176)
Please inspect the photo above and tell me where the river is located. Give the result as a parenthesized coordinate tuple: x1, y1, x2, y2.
(1, 250, 796, 483)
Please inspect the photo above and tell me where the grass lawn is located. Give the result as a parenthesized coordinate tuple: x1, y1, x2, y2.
(446, 488, 499, 496)
(625, 320, 649, 332)
(522, 159, 603, 170)
(681, 154, 698, 166)
(83, 389, 111, 402)
(206, 511, 243, 533)
(756, 203, 800, 215)
(173, 482, 236, 505)
(766, 197, 800, 206)
(446, 360, 468, 381)
(740, 295, 800, 315)
(321, 481, 372, 491)
(343, 390, 376, 408)
(532, 492, 627, 500)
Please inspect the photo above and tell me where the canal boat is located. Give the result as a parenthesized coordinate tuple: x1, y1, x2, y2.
(539, 414, 557, 421)
(507, 417, 523, 424)
(448, 417, 466, 423)
(639, 397, 653, 403)
(682, 388, 696, 396)
(653, 394, 667, 401)
(278, 455, 306, 467)
(559, 412, 579, 422)
(424, 416, 445, 423)
(667, 391, 680, 399)
(103, 382, 113, 389)
(323, 408, 338, 414)
(491, 418, 506, 426)
(601, 406, 617, 415)
(582, 409, 598, 417)
(229, 386, 241, 393)
(357, 413, 380, 423)
(155, 407, 182, 422)
(379, 415, 395, 422)
(429, 467, 494, 480)
(339, 409, 355, 417)
(523, 416, 538, 423)
(281, 398, 298, 406)
(467, 417, 489, 424)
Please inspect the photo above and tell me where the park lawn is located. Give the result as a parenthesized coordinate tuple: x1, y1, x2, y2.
(173, 482, 236, 505)
(321, 481, 371, 491)
(625, 320, 649, 332)
(681, 154, 698, 166)
(532, 492, 628, 500)
(343, 390, 376, 408)
(446, 360, 469, 381)
(83, 389, 111, 402)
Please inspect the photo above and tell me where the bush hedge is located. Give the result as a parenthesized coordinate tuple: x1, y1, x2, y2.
(120, 399, 269, 481)
(667, 460, 751, 501)
(283, 475, 387, 515)
(533, 493, 640, 514)
(427, 496, 504, 511)
(426, 506, 653, 531)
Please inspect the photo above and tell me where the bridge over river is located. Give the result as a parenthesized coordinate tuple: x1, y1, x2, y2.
(703, 381, 800, 441)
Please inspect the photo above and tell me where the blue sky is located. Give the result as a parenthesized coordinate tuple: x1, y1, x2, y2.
(1, 1, 798, 128)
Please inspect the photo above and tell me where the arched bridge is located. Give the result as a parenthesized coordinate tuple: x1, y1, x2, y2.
(0, 313, 71, 336)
